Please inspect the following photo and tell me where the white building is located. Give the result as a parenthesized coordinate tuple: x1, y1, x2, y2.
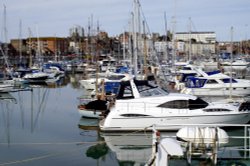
(175, 32, 216, 56)
(176, 32, 216, 43)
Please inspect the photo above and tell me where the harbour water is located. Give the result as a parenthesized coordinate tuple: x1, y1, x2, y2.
(0, 74, 250, 166)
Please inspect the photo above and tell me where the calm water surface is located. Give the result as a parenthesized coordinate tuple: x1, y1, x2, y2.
(0, 74, 250, 166)
(0, 74, 119, 166)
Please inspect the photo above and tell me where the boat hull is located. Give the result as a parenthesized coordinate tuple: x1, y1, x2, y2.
(100, 111, 250, 132)
(78, 108, 103, 118)
(184, 87, 250, 97)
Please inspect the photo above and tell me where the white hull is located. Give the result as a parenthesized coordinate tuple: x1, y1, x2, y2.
(100, 79, 250, 132)
(180, 70, 250, 97)
(23, 72, 49, 84)
(79, 79, 97, 90)
(220, 60, 249, 71)
(78, 108, 102, 118)
(182, 87, 250, 97)
(100, 96, 250, 132)
(100, 111, 250, 131)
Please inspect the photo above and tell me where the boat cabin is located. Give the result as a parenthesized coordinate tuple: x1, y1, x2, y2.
(185, 76, 238, 88)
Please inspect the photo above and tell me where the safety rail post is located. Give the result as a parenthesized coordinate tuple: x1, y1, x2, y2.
(244, 125, 247, 159)
(248, 127, 250, 159)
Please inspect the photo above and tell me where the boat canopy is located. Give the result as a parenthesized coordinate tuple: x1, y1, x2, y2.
(116, 79, 168, 99)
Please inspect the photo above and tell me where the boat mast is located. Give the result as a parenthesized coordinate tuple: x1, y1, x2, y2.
(1, 4, 12, 78)
(142, 20, 148, 79)
(164, 12, 168, 62)
(95, 20, 100, 97)
(188, 17, 192, 62)
(19, 19, 23, 66)
(54, 34, 57, 61)
(171, 0, 177, 70)
(128, 19, 133, 71)
(28, 28, 33, 68)
(123, 30, 126, 62)
(132, 0, 139, 78)
(3, 4, 8, 57)
(36, 25, 42, 67)
(229, 26, 233, 99)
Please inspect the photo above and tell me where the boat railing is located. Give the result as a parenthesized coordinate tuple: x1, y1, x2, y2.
(146, 124, 250, 165)
(116, 101, 241, 114)
(153, 123, 250, 160)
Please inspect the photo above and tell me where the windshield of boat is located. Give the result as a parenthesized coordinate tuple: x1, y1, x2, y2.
(116, 80, 169, 99)
(139, 86, 168, 97)
(221, 78, 237, 83)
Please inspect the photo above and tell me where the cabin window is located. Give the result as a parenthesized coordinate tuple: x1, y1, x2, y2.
(188, 98, 209, 110)
(158, 100, 189, 109)
(206, 79, 218, 84)
(183, 67, 192, 70)
(158, 98, 208, 110)
(121, 114, 150, 117)
(140, 88, 166, 97)
(221, 78, 237, 83)
(203, 108, 232, 112)
(185, 78, 206, 88)
(107, 75, 125, 80)
(239, 102, 250, 111)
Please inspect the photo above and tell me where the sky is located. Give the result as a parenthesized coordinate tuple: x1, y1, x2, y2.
(0, 0, 250, 42)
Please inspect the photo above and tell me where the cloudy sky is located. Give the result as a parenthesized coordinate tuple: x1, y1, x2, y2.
(1, 0, 250, 42)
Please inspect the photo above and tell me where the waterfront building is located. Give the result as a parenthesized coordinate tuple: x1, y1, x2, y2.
(176, 31, 216, 44)
(10, 37, 68, 60)
(175, 31, 216, 58)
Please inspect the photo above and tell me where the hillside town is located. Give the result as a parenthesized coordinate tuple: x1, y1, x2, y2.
(1, 25, 250, 67)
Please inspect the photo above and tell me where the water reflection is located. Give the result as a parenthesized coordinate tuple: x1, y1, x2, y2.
(0, 72, 249, 165)
(86, 143, 109, 159)
(0, 92, 17, 146)
(0, 76, 78, 145)
(78, 117, 99, 131)
(78, 118, 250, 166)
(101, 132, 154, 165)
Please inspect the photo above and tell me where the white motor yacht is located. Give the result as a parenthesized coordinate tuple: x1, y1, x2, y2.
(100, 79, 250, 132)
(23, 70, 49, 84)
(173, 64, 250, 97)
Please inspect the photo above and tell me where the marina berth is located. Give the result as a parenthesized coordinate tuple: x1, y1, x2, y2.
(172, 64, 250, 97)
(99, 79, 250, 132)
(181, 75, 250, 97)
